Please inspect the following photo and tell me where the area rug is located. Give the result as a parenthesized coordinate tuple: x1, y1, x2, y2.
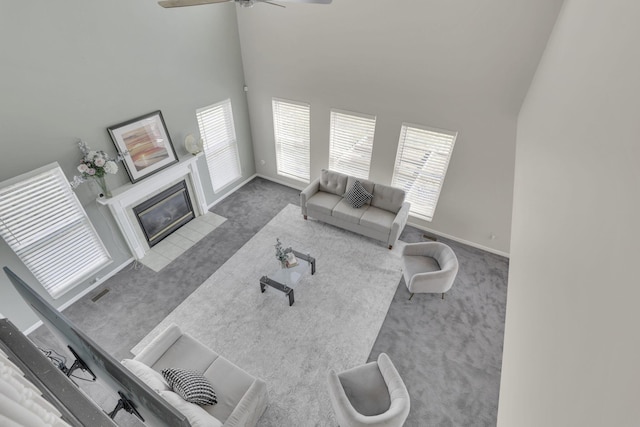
(132, 204, 404, 426)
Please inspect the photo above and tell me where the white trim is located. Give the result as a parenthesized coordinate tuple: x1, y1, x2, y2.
(207, 174, 257, 209)
(406, 219, 510, 258)
(258, 173, 510, 257)
(97, 155, 207, 259)
(23, 258, 134, 335)
(255, 173, 307, 191)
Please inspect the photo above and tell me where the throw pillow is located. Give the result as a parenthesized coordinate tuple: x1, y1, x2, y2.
(344, 180, 373, 208)
(161, 368, 217, 406)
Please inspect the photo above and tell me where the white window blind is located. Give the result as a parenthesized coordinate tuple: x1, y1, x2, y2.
(272, 98, 310, 182)
(197, 99, 242, 193)
(328, 109, 376, 179)
(391, 124, 457, 221)
(0, 164, 111, 299)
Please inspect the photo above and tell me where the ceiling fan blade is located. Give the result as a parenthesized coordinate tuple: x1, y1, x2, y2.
(158, 0, 230, 8)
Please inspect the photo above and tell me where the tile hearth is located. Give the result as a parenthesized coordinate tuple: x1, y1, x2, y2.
(139, 212, 226, 272)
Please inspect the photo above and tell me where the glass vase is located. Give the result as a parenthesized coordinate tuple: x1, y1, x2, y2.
(94, 175, 112, 198)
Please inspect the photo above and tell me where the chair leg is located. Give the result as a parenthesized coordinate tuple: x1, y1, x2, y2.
(303, 215, 307, 220)
(408, 293, 414, 301)
(388, 245, 393, 250)
(442, 293, 445, 300)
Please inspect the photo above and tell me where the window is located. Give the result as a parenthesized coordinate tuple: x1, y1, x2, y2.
(328, 109, 376, 179)
(272, 98, 310, 182)
(196, 99, 242, 192)
(391, 123, 457, 221)
(0, 164, 111, 299)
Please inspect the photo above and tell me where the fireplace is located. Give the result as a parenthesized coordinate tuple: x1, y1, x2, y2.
(133, 180, 195, 247)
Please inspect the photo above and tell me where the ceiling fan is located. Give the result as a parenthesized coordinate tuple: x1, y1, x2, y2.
(158, 0, 331, 8)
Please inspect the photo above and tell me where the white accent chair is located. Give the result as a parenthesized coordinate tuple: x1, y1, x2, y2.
(401, 242, 459, 300)
(327, 353, 410, 427)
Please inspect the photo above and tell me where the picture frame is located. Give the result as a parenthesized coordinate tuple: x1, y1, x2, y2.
(107, 110, 178, 183)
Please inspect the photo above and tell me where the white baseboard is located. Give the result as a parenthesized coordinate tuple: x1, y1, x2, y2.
(256, 174, 306, 191)
(207, 174, 258, 210)
(24, 258, 134, 336)
(258, 174, 510, 258)
(407, 220, 510, 258)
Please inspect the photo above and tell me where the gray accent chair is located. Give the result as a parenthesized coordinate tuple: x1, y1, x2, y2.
(129, 324, 268, 427)
(300, 169, 410, 249)
(327, 353, 410, 427)
(401, 242, 459, 300)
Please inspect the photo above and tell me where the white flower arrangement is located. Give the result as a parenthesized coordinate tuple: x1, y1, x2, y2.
(69, 140, 125, 196)
(274, 238, 292, 264)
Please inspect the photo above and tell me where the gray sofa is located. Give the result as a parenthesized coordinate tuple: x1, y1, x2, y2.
(300, 169, 410, 249)
(123, 324, 268, 427)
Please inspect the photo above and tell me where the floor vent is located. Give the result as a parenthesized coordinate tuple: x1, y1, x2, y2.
(91, 289, 110, 302)
(422, 234, 438, 241)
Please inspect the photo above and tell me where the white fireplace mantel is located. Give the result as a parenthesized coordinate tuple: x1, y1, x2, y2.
(97, 155, 208, 260)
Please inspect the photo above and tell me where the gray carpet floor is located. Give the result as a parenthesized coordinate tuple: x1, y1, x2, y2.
(30, 177, 508, 426)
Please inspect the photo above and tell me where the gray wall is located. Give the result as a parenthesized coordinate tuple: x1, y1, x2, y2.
(498, 1, 640, 425)
(236, 0, 564, 255)
(0, 1, 253, 331)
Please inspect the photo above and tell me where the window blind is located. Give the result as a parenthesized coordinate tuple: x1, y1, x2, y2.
(328, 109, 376, 180)
(391, 124, 457, 222)
(0, 164, 111, 299)
(272, 98, 310, 183)
(197, 99, 242, 193)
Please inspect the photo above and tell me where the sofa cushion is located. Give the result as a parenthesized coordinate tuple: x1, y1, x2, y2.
(306, 192, 343, 216)
(162, 368, 218, 406)
(346, 177, 375, 205)
(371, 183, 405, 214)
(332, 199, 367, 224)
(319, 169, 348, 196)
(149, 334, 219, 374)
(203, 356, 256, 423)
(344, 180, 373, 208)
(121, 359, 170, 393)
(359, 206, 396, 234)
(159, 390, 223, 427)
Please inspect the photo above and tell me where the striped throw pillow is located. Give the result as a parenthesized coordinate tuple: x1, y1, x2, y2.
(161, 368, 217, 406)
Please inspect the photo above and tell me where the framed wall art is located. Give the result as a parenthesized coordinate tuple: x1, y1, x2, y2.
(107, 110, 178, 183)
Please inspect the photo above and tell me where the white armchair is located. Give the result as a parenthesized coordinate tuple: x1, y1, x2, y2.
(327, 353, 410, 427)
(401, 242, 459, 300)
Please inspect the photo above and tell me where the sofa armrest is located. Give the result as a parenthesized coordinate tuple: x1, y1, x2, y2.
(300, 177, 321, 217)
(133, 324, 183, 367)
(388, 202, 411, 247)
(222, 378, 268, 427)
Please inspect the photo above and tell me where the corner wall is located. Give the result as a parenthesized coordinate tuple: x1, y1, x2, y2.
(236, 0, 564, 255)
(0, 1, 253, 331)
(498, 1, 640, 425)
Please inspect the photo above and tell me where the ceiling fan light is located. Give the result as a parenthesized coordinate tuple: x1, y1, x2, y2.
(238, 0, 255, 7)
